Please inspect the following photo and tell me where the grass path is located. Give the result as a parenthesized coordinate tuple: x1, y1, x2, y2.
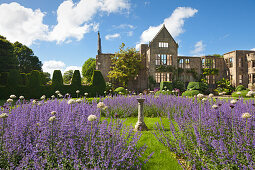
(102, 117, 182, 170)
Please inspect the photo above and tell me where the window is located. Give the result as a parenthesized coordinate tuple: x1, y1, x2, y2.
(230, 75, 233, 82)
(239, 75, 243, 84)
(156, 54, 161, 65)
(159, 42, 168, 48)
(212, 75, 215, 84)
(167, 55, 173, 65)
(253, 74, 255, 83)
(202, 58, 205, 68)
(178, 59, 184, 68)
(161, 54, 167, 65)
(229, 58, 233, 67)
(205, 59, 213, 68)
(249, 74, 251, 83)
(206, 75, 210, 84)
(238, 58, 243, 67)
(213, 59, 216, 68)
(253, 61, 255, 67)
(155, 72, 172, 83)
(185, 59, 190, 68)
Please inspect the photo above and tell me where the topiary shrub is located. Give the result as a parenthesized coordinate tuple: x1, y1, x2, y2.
(232, 90, 249, 98)
(7, 69, 20, 87)
(172, 80, 185, 92)
(187, 82, 200, 90)
(236, 85, 246, 91)
(52, 70, 63, 87)
(20, 73, 28, 86)
(91, 70, 106, 96)
(114, 87, 127, 95)
(155, 90, 172, 95)
(0, 72, 9, 86)
(182, 90, 200, 97)
(71, 70, 81, 87)
(28, 70, 41, 98)
(160, 81, 173, 91)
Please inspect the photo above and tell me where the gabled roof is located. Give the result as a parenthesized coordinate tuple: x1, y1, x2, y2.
(150, 24, 178, 46)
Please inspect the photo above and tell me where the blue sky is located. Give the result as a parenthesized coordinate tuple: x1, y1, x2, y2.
(0, 0, 255, 76)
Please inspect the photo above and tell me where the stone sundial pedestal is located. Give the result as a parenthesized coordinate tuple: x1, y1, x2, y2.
(134, 98, 148, 131)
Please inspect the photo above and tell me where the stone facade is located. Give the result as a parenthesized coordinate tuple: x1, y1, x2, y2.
(96, 25, 255, 91)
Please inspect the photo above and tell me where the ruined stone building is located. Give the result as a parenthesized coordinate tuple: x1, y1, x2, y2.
(96, 25, 255, 91)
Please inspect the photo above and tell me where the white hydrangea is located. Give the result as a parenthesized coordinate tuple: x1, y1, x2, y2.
(76, 99, 82, 104)
(40, 95, 46, 100)
(7, 98, 13, 103)
(10, 95, 16, 99)
(19, 96, 24, 100)
(97, 102, 105, 109)
(88, 115, 97, 122)
(208, 93, 214, 98)
(197, 93, 204, 99)
(242, 112, 251, 119)
(212, 104, 218, 109)
(0, 113, 8, 118)
(49, 116, 56, 122)
(230, 100, 237, 104)
(68, 99, 76, 105)
(76, 90, 80, 94)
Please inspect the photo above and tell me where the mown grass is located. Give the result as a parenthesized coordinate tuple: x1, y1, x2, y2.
(102, 117, 182, 170)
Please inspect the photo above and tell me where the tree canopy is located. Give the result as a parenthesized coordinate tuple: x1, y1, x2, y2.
(108, 43, 142, 87)
(63, 70, 74, 84)
(82, 58, 96, 83)
(0, 36, 18, 72)
(13, 41, 42, 73)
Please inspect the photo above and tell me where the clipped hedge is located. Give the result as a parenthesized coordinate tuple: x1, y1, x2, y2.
(155, 90, 172, 95)
(182, 90, 200, 97)
(235, 85, 246, 91)
(7, 69, 20, 87)
(232, 90, 249, 98)
(160, 81, 173, 91)
(187, 82, 200, 90)
(52, 70, 63, 87)
(114, 87, 127, 95)
(172, 80, 185, 92)
(0, 72, 8, 86)
(92, 70, 106, 96)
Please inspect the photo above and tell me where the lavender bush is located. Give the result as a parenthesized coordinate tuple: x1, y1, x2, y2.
(0, 98, 150, 169)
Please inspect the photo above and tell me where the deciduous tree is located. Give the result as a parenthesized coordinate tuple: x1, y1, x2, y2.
(63, 70, 74, 84)
(82, 58, 96, 83)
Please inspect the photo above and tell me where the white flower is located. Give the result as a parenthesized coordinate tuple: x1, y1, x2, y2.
(212, 104, 218, 109)
(97, 102, 105, 109)
(202, 98, 207, 101)
(55, 90, 60, 94)
(167, 89, 169, 92)
(37, 103, 42, 106)
(68, 99, 76, 105)
(51, 111, 56, 115)
(172, 90, 175, 93)
(7, 98, 13, 103)
(230, 100, 237, 104)
(40, 95, 46, 100)
(189, 89, 192, 91)
(88, 115, 97, 122)
(76, 99, 82, 104)
(51, 95, 55, 99)
(84, 92, 88, 96)
(139, 93, 143, 96)
(242, 112, 252, 119)
(246, 93, 251, 97)
(236, 91, 242, 95)
(58, 94, 63, 98)
(32, 100, 37, 104)
(197, 93, 204, 99)
(10, 95, 16, 99)
(0, 113, 8, 118)
(76, 90, 80, 94)
(208, 93, 214, 98)
(19, 96, 24, 100)
(222, 92, 226, 94)
(219, 92, 223, 96)
(66, 93, 70, 96)
(104, 91, 107, 94)
(49, 116, 56, 122)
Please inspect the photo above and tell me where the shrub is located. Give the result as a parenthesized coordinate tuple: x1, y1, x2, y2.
(0, 72, 8, 86)
(114, 87, 127, 95)
(172, 80, 185, 92)
(28, 70, 41, 98)
(160, 81, 173, 91)
(215, 78, 234, 95)
(71, 70, 81, 87)
(236, 85, 246, 91)
(182, 90, 200, 97)
(155, 90, 172, 95)
(20, 73, 28, 86)
(52, 70, 63, 87)
(92, 70, 106, 96)
(187, 82, 200, 90)
(7, 69, 20, 87)
(232, 90, 249, 98)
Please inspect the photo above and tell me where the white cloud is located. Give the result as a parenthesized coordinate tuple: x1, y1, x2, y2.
(113, 24, 134, 29)
(251, 48, 255, 51)
(191, 40, 205, 56)
(136, 7, 198, 49)
(0, 0, 130, 45)
(42, 60, 82, 77)
(105, 33, 120, 40)
(0, 2, 49, 46)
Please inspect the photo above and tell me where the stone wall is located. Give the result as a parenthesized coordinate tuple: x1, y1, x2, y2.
(96, 53, 113, 82)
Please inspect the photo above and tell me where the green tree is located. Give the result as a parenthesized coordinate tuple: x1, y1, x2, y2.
(40, 72, 51, 85)
(63, 70, 74, 84)
(108, 43, 142, 87)
(208, 54, 223, 58)
(0, 35, 18, 72)
(82, 58, 96, 83)
(13, 41, 42, 73)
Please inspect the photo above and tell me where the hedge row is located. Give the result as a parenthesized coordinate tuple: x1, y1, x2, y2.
(0, 70, 106, 99)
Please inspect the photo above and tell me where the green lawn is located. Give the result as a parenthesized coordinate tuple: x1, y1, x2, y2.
(102, 117, 182, 170)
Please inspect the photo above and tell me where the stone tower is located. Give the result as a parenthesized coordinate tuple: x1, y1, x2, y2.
(97, 31, 102, 55)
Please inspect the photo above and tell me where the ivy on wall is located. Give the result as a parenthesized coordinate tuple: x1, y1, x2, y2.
(155, 65, 175, 72)
(202, 68, 219, 76)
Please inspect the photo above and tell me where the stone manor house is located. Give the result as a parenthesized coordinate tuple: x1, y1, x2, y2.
(96, 24, 255, 91)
